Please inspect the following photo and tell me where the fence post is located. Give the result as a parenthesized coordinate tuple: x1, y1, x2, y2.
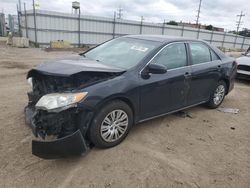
(78, 8, 81, 47)
(222, 32, 226, 48)
(241, 37, 245, 50)
(210, 30, 214, 44)
(196, 24, 201, 39)
(112, 11, 116, 39)
(24, 3, 28, 38)
(233, 34, 238, 49)
(139, 16, 143, 34)
(181, 25, 184, 37)
(32, 0, 38, 47)
(162, 20, 165, 35)
(16, 4, 22, 37)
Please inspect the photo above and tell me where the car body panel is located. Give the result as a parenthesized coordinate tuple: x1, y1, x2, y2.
(187, 60, 221, 104)
(139, 66, 192, 119)
(28, 56, 125, 78)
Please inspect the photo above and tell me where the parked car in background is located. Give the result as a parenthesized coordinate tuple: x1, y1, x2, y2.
(236, 51, 250, 80)
(25, 35, 237, 159)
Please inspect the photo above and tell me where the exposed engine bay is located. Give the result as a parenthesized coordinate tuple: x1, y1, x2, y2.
(26, 70, 122, 137)
(28, 71, 122, 103)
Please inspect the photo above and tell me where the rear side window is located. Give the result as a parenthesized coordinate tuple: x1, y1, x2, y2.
(189, 42, 211, 65)
(153, 43, 187, 69)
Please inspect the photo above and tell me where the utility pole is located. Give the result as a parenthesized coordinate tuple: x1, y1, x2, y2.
(117, 6, 123, 19)
(18, 0, 22, 12)
(195, 0, 202, 28)
(236, 11, 245, 34)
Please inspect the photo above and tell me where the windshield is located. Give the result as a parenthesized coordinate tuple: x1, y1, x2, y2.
(84, 37, 159, 69)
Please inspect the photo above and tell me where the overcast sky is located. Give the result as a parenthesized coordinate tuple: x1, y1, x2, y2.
(0, 0, 249, 31)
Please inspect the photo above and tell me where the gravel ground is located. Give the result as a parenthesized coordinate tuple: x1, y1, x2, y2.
(0, 43, 250, 188)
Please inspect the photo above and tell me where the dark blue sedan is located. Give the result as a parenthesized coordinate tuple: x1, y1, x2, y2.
(25, 35, 237, 159)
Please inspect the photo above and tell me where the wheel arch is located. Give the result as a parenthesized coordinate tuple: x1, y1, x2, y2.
(95, 95, 136, 123)
(219, 78, 230, 94)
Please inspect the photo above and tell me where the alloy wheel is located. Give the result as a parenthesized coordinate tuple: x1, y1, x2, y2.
(213, 85, 225, 105)
(100, 110, 129, 142)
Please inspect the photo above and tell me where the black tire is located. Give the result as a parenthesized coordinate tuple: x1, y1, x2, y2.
(206, 80, 227, 109)
(89, 100, 133, 148)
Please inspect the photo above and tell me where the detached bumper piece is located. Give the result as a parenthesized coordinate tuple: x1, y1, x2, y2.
(25, 105, 91, 159)
(32, 130, 88, 159)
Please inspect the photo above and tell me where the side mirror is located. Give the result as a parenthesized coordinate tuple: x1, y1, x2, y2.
(141, 64, 167, 79)
(147, 64, 167, 74)
(241, 53, 246, 56)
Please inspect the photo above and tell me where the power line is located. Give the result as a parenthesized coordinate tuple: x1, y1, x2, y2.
(236, 11, 245, 33)
(195, 0, 202, 27)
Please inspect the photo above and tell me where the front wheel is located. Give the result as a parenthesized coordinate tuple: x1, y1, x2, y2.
(89, 100, 133, 148)
(206, 80, 227, 109)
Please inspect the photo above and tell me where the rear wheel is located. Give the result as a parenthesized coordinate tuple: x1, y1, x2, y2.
(206, 80, 227, 108)
(89, 100, 133, 148)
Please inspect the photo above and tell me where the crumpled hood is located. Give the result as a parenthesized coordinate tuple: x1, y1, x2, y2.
(236, 56, 250, 66)
(27, 56, 125, 78)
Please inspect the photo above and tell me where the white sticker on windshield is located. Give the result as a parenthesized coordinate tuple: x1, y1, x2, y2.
(130, 46, 148, 52)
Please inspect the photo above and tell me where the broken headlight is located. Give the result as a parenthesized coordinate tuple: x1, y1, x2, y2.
(35, 92, 88, 111)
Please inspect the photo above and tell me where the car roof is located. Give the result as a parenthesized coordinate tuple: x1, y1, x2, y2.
(124, 35, 200, 43)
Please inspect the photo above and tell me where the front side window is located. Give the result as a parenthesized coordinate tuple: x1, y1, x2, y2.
(189, 42, 211, 65)
(152, 43, 187, 69)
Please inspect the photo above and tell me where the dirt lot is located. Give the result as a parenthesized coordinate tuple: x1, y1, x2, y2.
(0, 42, 250, 188)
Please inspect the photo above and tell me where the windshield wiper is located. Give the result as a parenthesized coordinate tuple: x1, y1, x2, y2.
(79, 52, 86, 57)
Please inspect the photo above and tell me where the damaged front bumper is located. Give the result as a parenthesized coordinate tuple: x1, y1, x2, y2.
(24, 106, 92, 159)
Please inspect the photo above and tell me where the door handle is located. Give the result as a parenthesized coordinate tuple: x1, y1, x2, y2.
(184, 72, 191, 78)
(217, 65, 221, 71)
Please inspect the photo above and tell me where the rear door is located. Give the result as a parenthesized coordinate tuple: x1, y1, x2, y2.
(139, 42, 191, 120)
(187, 42, 222, 105)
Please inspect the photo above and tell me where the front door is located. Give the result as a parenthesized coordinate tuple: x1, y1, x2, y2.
(139, 42, 191, 120)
